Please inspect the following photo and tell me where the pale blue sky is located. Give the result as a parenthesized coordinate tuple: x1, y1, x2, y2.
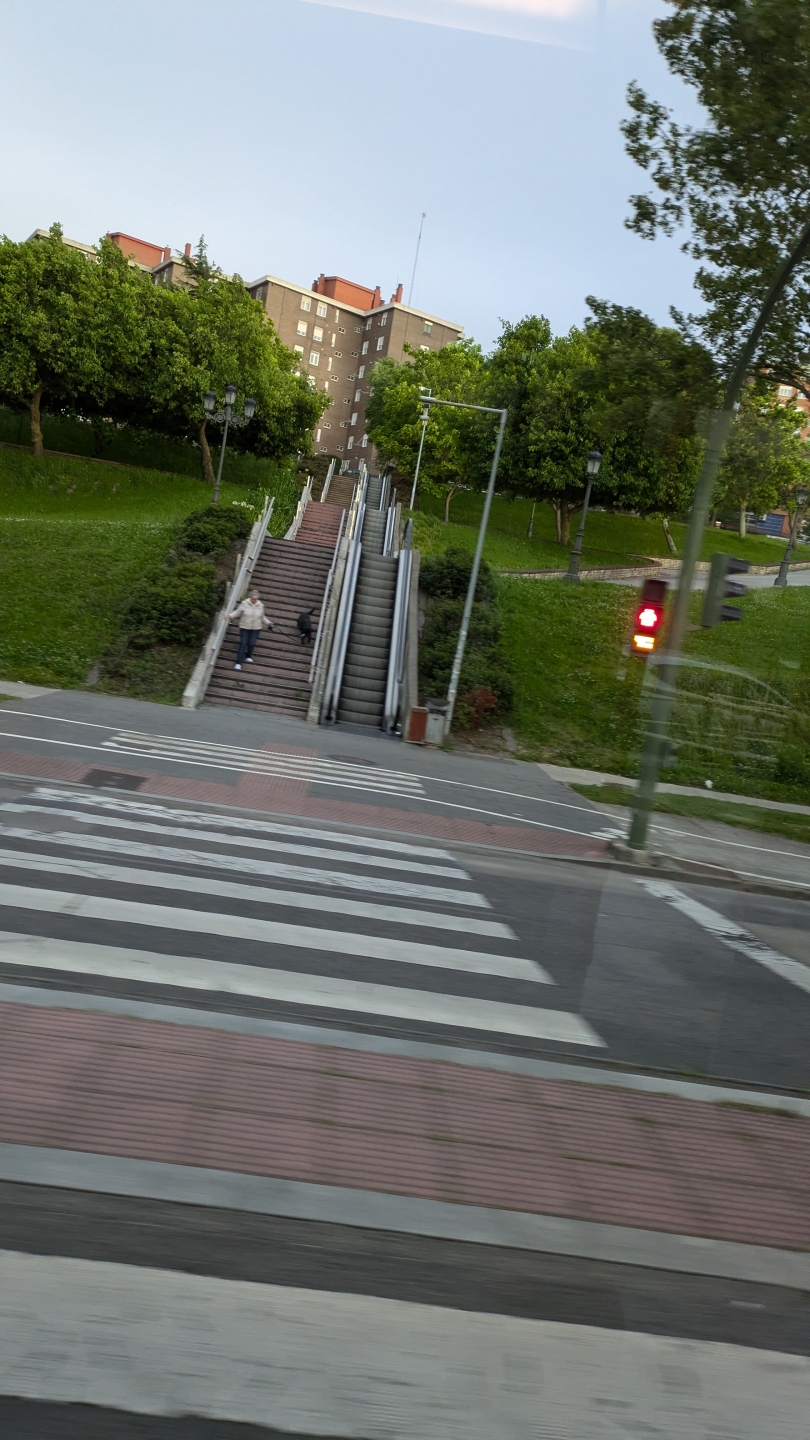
(0, 0, 699, 349)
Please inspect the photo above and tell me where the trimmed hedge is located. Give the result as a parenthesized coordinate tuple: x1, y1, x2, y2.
(121, 559, 225, 649)
(418, 549, 513, 728)
(175, 505, 253, 558)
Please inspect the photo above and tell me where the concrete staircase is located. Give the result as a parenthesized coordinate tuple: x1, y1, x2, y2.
(206, 525, 336, 718)
(337, 478, 398, 727)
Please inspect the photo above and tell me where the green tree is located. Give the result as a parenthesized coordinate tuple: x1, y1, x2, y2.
(366, 340, 491, 521)
(584, 299, 718, 546)
(715, 389, 809, 536)
(147, 261, 326, 491)
(0, 224, 101, 456)
(622, 0, 810, 395)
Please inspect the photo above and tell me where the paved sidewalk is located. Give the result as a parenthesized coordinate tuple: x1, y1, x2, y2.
(2, 1001, 807, 1254)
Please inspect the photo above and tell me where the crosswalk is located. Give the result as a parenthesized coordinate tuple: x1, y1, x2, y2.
(0, 786, 603, 1048)
(100, 730, 426, 796)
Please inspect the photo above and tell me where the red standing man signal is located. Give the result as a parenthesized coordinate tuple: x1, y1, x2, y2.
(632, 578, 668, 654)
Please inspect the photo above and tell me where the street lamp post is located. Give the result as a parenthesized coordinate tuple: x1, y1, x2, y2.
(204, 385, 256, 504)
(564, 449, 602, 582)
(408, 389, 431, 511)
(416, 395, 508, 738)
(773, 486, 808, 587)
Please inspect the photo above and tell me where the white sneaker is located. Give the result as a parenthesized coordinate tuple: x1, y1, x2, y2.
(234, 663, 242, 670)
(246, 657, 254, 663)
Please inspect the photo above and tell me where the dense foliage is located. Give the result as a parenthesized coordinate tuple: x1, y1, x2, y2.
(418, 549, 513, 728)
(0, 225, 326, 485)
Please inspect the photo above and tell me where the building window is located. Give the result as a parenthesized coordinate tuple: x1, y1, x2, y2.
(348, 374, 355, 381)
(323, 421, 331, 429)
(300, 296, 311, 312)
(313, 326, 323, 343)
(354, 325, 362, 334)
(335, 351, 342, 358)
(315, 429, 321, 441)
(365, 318, 372, 331)
(350, 412, 358, 425)
(358, 365, 365, 378)
(338, 327, 346, 334)
(343, 398, 350, 405)
(316, 301, 327, 317)
(309, 350, 320, 366)
(354, 389, 361, 401)
(293, 344, 304, 356)
(347, 436, 354, 450)
(331, 333, 336, 346)
(361, 340, 369, 355)
(327, 357, 333, 371)
(376, 337, 384, 351)
(779, 385, 794, 397)
(379, 313, 387, 326)
(350, 351, 359, 358)
(297, 320, 307, 336)
(423, 321, 433, 334)
(419, 344, 430, 352)
(336, 445, 344, 451)
(339, 421, 347, 428)
(361, 434, 368, 448)
(319, 446, 327, 452)
(334, 309, 340, 322)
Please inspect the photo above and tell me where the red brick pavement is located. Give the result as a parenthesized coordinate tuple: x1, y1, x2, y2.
(0, 746, 609, 859)
(1, 1002, 807, 1250)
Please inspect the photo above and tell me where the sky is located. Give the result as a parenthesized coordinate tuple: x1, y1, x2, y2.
(0, 0, 702, 351)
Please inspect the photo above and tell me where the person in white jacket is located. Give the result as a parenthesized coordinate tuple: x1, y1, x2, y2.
(229, 591, 273, 670)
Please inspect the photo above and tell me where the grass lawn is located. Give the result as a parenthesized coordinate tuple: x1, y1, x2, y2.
(494, 577, 810, 805)
(0, 448, 252, 691)
(413, 491, 809, 573)
(571, 783, 810, 847)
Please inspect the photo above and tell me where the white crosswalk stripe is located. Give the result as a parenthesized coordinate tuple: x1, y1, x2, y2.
(0, 789, 604, 1047)
(102, 731, 426, 796)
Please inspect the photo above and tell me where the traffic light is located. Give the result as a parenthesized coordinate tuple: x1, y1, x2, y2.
(632, 578, 667, 654)
(700, 553, 750, 627)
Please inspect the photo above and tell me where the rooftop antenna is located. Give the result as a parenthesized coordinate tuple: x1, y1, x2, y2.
(408, 212, 426, 307)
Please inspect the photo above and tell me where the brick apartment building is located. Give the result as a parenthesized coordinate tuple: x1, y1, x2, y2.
(30, 227, 463, 464)
(244, 270, 463, 463)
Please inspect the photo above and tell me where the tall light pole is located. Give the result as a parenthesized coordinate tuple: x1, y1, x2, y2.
(564, 449, 602, 582)
(773, 485, 808, 587)
(408, 389, 431, 510)
(204, 385, 256, 504)
(416, 395, 508, 737)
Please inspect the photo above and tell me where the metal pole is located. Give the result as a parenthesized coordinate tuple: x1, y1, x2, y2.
(409, 414, 428, 511)
(773, 504, 804, 587)
(628, 213, 810, 852)
(213, 403, 231, 506)
(444, 407, 508, 735)
(564, 477, 593, 582)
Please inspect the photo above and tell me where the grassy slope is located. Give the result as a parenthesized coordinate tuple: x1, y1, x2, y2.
(414, 490, 810, 572)
(572, 783, 810, 846)
(0, 448, 248, 689)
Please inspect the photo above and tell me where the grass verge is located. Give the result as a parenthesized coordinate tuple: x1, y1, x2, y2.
(571, 783, 810, 846)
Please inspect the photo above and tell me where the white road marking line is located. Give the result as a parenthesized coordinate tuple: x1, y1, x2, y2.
(0, 884, 549, 983)
(0, 846, 514, 939)
(0, 823, 484, 907)
(33, 788, 454, 858)
(0, 933, 591, 1040)
(638, 879, 810, 996)
(0, 806, 466, 879)
(647, 819, 810, 864)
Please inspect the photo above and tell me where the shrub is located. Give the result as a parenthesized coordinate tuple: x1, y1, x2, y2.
(419, 596, 514, 725)
(122, 559, 225, 648)
(177, 505, 253, 557)
(456, 686, 500, 729)
(420, 547, 494, 603)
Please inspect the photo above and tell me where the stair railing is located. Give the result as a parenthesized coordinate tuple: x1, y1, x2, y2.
(308, 507, 346, 684)
(318, 468, 368, 721)
(382, 517, 413, 734)
(382, 503, 397, 557)
(379, 472, 391, 511)
(320, 458, 336, 503)
(285, 477, 313, 539)
(182, 494, 275, 710)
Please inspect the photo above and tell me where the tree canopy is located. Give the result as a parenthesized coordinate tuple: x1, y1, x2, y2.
(622, 0, 810, 393)
(0, 226, 326, 488)
(715, 388, 810, 535)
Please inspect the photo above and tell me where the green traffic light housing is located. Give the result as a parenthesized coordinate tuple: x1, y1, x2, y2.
(700, 553, 750, 627)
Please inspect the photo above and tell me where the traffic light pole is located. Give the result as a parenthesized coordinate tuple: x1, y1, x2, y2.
(628, 214, 810, 852)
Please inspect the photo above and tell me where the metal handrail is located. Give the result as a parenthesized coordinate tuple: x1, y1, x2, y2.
(321, 531, 363, 723)
(382, 504, 396, 557)
(308, 507, 346, 684)
(285, 478, 312, 539)
(382, 518, 413, 733)
(181, 494, 275, 709)
(379, 472, 390, 511)
(320, 457, 336, 503)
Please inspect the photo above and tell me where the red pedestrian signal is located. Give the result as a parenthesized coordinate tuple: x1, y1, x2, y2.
(632, 579, 667, 654)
